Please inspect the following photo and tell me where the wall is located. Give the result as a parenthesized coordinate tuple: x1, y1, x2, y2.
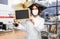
(0, 0, 8, 5)
(0, 4, 14, 24)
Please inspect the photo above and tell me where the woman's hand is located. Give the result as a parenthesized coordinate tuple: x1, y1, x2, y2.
(28, 18, 34, 25)
(13, 19, 20, 27)
(14, 19, 20, 24)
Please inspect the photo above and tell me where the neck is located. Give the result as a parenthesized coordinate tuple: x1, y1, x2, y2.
(33, 15, 38, 18)
(26, 0, 28, 2)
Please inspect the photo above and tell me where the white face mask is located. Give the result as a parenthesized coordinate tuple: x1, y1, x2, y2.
(32, 10, 38, 15)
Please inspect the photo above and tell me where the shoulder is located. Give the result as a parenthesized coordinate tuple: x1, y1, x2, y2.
(39, 17, 45, 21)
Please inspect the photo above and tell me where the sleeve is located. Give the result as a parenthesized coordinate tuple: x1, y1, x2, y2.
(34, 19, 45, 32)
(16, 20, 27, 32)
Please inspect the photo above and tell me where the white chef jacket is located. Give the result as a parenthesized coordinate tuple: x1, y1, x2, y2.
(17, 16, 45, 39)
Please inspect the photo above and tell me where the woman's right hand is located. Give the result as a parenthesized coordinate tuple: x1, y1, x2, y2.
(13, 19, 20, 27)
(14, 19, 20, 24)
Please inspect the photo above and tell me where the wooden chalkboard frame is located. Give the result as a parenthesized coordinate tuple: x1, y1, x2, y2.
(14, 8, 30, 20)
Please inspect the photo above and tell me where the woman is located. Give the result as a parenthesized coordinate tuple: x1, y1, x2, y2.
(15, 3, 46, 39)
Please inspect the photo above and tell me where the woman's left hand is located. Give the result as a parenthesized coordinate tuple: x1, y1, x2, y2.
(28, 18, 34, 25)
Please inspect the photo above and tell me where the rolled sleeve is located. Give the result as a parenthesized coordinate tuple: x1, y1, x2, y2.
(34, 19, 45, 32)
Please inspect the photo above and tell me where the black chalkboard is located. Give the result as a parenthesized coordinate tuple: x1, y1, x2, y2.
(15, 9, 30, 19)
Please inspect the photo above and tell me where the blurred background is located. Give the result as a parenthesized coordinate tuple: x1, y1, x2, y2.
(0, 0, 60, 39)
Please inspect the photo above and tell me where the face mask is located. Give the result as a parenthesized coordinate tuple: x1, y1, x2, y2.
(32, 10, 38, 15)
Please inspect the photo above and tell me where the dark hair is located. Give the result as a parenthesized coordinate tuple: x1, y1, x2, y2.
(29, 3, 47, 15)
(29, 3, 41, 15)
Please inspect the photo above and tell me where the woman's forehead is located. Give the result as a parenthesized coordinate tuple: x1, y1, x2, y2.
(32, 6, 38, 9)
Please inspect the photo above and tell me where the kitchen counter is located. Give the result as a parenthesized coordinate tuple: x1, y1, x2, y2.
(0, 28, 26, 39)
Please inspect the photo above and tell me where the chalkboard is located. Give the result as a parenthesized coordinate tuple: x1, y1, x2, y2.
(15, 9, 30, 20)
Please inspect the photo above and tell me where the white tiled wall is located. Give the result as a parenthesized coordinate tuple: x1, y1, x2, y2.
(0, 4, 14, 24)
(0, 18, 14, 24)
